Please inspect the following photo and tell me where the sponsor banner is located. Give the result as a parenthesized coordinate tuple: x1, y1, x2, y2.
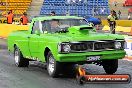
(77, 74, 131, 84)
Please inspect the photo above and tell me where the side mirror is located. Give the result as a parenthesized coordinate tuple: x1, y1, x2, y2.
(35, 30, 40, 35)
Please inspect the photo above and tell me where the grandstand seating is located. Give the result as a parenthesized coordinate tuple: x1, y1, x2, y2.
(40, 0, 110, 17)
(0, 0, 32, 16)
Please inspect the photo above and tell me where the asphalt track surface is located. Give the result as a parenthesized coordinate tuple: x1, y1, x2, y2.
(0, 39, 132, 88)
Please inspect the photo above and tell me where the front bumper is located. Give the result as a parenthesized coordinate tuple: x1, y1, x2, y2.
(57, 50, 126, 62)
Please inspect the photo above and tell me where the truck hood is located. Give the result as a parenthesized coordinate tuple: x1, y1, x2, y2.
(41, 26, 124, 42)
(42, 32, 124, 43)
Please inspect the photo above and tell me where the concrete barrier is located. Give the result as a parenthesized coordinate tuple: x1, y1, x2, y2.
(0, 18, 20, 23)
(102, 20, 132, 27)
(0, 24, 29, 38)
(102, 25, 131, 33)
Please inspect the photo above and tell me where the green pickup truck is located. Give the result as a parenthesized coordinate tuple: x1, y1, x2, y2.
(8, 16, 126, 77)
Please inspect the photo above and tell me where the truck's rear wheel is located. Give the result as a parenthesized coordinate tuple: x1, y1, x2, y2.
(47, 51, 61, 78)
(102, 59, 118, 74)
(14, 46, 29, 67)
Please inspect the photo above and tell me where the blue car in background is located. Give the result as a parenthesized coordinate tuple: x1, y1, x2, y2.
(85, 16, 101, 25)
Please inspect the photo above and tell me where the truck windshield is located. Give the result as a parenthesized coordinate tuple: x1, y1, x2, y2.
(41, 19, 88, 33)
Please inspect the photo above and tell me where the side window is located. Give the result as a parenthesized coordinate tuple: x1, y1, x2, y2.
(41, 21, 52, 33)
(41, 21, 49, 32)
(32, 21, 39, 34)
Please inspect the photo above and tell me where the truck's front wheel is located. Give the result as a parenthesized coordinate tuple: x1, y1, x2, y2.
(14, 46, 29, 67)
(47, 51, 61, 78)
(102, 59, 118, 74)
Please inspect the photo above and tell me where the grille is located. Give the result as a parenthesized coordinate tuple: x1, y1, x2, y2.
(94, 41, 115, 50)
(70, 40, 123, 52)
(71, 42, 93, 51)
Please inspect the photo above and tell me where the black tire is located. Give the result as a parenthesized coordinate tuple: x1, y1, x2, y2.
(102, 59, 118, 74)
(47, 51, 61, 78)
(61, 63, 77, 77)
(14, 46, 29, 67)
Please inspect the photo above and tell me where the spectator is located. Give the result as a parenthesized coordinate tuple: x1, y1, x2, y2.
(20, 12, 28, 25)
(107, 10, 117, 34)
(50, 11, 56, 16)
(114, 1, 118, 6)
(128, 13, 131, 20)
(2, 10, 14, 24)
(112, 10, 118, 20)
(118, 10, 121, 19)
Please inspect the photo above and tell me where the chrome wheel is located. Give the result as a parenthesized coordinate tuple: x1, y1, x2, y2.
(14, 49, 19, 64)
(47, 51, 61, 77)
(48, 55, 55, 74)
(14, 46, 29, 67)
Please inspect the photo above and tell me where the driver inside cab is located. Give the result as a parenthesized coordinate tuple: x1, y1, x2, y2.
(50, 19, 61, 33)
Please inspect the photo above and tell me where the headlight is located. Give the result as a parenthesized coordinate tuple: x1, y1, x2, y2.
(115, 42, 122, 49)
(58, 43, 71, 53)
(63, 44, 71, 52)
